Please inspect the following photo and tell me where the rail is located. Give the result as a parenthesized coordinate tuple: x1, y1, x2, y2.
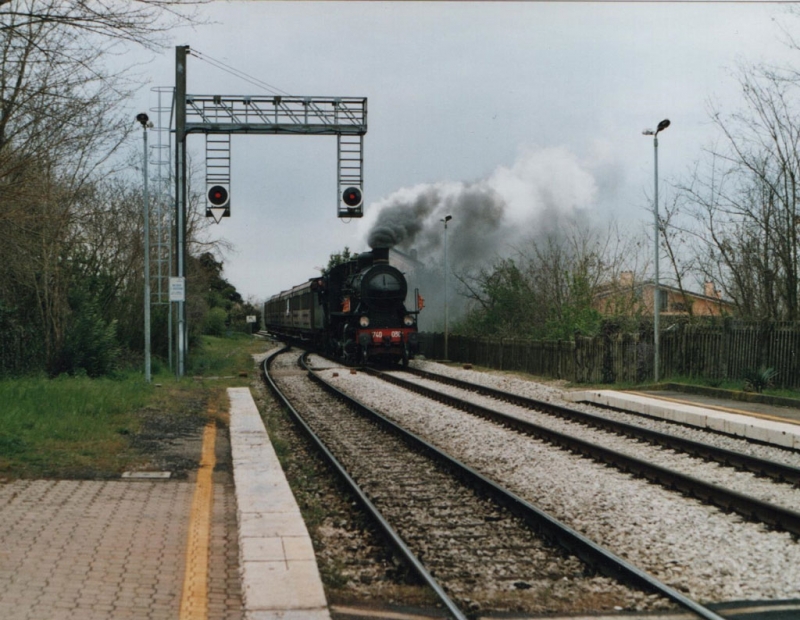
(368, 367, 800, 537)
(261, 348, 468, 620)
(294, 353, 726, 620)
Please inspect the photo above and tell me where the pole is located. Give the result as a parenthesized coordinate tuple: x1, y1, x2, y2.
(653, 135, 660, 383)
(443, 218, 449, 360)
(175, 45, 188, 377)
(143, 124, 152, 383)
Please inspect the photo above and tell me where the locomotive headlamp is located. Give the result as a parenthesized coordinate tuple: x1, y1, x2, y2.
(359, 315, 370, 327)
(403, 314, 415, 326)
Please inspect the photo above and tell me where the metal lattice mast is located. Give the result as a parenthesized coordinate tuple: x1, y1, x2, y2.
(151, 86, 175, 371)
(151, 87, 175, 306)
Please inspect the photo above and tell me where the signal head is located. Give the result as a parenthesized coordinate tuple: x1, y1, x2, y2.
(207, 184, 229, 207)
(342, 186, 363, 209)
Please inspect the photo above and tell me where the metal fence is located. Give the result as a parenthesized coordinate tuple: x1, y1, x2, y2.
(0, 324, 45, 376)
(419, 320, 800, 388)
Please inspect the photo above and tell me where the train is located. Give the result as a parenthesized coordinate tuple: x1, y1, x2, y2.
(263, 247, 422, 366)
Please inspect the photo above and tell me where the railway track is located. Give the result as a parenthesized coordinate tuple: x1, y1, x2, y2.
(264, 347, 728, 620)
(393, 366, 800, 485)
(360, 365, 800, 538)
(363, 365, 800, 537)
(307, 355, 800, 606)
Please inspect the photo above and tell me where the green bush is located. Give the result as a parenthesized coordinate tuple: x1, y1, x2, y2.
(54, 297, 120, 378)
(203, 307, 228, 336)
(743, 367, 778, 393)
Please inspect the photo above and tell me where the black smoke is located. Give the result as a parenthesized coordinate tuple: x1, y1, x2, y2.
(367, 181, 507, 268)
(367, 186, 441, 249)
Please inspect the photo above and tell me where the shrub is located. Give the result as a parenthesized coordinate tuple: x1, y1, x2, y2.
(743, 367, 778, 393)
(203, 307, 228, 336)
(54, 298, 120, 378)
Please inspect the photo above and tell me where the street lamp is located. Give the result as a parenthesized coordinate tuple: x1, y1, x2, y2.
(441, 214, 453, 360)
(643, 118, 670, 382)
(137, 112, 153, 383)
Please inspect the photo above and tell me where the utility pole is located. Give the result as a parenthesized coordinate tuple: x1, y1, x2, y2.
(441, 214, 452, 360)
(643, 118, 670, 383)
(137, 112, 152, 383)
(175, 45, 188, 378)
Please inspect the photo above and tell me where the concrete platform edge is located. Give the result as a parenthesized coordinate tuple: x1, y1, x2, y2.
(565, 390, 800, 450)
(227, 387, 331, 620)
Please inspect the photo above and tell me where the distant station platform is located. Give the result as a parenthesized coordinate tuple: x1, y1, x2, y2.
(565, 387, 800, 450)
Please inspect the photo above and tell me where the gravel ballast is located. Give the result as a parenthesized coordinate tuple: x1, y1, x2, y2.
(315, 359, 800, 604)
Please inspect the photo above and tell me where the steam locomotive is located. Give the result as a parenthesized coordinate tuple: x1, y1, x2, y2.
(263, 247, 422, 365)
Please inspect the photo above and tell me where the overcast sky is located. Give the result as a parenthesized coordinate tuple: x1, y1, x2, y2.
(130, 1, 799, 303)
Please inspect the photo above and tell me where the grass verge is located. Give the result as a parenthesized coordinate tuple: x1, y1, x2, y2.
(0, 333, 268, 479)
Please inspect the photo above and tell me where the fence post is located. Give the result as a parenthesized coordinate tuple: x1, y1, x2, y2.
(758, 321, 772, 371)
(602, 324, 614, 383)
(720, 317, 730, 382)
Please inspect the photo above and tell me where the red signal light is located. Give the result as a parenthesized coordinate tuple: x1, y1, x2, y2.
(342, 186, 362, 208)
(207, 185, 229, 207)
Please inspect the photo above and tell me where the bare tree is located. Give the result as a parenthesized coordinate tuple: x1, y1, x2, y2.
(0, 0, 204, 48)
(0, 0, 207, 373)
(658, 188, 705, 317)
(675, 64, 800, 320)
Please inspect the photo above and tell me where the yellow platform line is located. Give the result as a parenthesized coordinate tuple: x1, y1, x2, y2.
(179, 421, 217, 620)
(627, 391, 800, 427)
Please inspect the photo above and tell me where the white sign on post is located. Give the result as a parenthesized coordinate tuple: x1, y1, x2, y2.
(246, 315, 257, 323)
(169, 277, 186, 302)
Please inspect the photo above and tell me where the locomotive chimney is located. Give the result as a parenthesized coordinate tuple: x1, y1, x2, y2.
(372, 247, 389, 263)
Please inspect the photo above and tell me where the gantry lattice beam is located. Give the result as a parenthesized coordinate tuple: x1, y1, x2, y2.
(184, 95, 367, 135)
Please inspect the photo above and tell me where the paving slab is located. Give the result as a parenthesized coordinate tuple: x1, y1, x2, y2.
(228, 387, 331, 620)
(0, 477, 242, 620)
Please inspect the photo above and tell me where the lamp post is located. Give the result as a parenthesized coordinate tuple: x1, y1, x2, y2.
(441, 214, 452, 360)
(137, 112, 152, 383)
(643, 118, 670, 383)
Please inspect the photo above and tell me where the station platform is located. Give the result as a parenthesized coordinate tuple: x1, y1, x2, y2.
(564, 388, 800, 450)
(0, 386, 328, 620)
(228, 387, 330, 620)
(3, 378, 799, 620)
